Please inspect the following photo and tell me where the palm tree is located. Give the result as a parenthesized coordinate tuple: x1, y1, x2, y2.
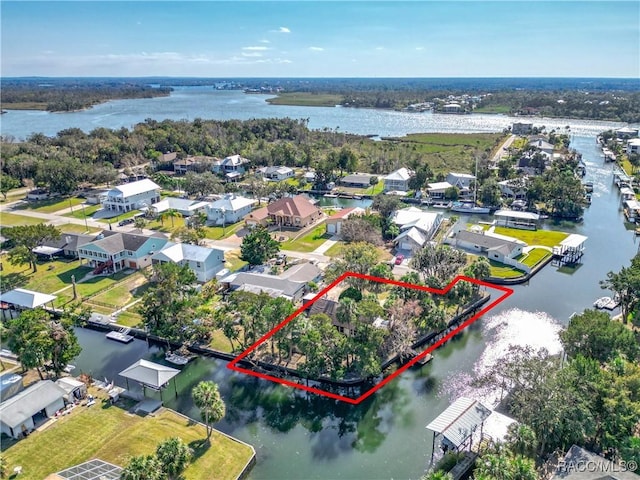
(161, 208, 182, 228)
(192, 381, 226, 442)
(121, 455, 163, 480)
(156, 437, 192, 480)
(422, 472, 453, 480)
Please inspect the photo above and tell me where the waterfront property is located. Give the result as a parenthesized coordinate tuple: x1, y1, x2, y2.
(206, 193, 257, 225)
(78, 231, 169, 273)
(151, 197, 209, 217)
(339, 173, 376, 189)
(33, 232, 98, 260)
(390, 207, 443, 252)
(528, 138, 555, 157)
(221, 262, 322, 302)
(0, 380, 66, 439)
(212, 154, 250, 181)
(511, 122, 533, 135)
(448, 229, 525, 264)
(498, 179, 528, 201)
(445, 172, 476, 194)
(152, 242, 225, 283)
(245, 195, 322, 228)
(383, 168, 415, 192)
(494, 210, 540, 230)
(260, 165, 295, 181)
(325, 207, 366, 235)
(0, 288, 57, 320)
(102, 179, 161, 213)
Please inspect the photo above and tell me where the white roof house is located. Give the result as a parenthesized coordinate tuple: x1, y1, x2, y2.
(383, 168, 414, 192)
(1, 288, 57, 309)
(152, 242, 225, 283)
(446, 172, 476, 189)
(0, 380, 66, 437)
(391, 207, 443, 251)
(206, 194, 257, 225)
(151, 197, 209, 217)
(110, 179, 160, 198)
(119, 359, 180, 390)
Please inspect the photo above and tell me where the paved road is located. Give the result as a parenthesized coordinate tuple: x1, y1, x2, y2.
(491, 134, 517, 164)
(1, 200, 110, 230)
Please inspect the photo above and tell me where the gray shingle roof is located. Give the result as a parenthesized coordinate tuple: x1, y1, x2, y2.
(0, 380, 66, 428)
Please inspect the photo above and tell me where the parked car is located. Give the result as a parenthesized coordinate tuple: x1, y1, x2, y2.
(118, 218, 135, 226)
(394, 254, 404, 265)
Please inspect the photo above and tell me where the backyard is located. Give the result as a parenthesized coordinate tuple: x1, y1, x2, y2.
(281, 225, 330, 252)
(493, 226, 569, 247)
(15, 196, 85, 214)
(1, 399, 254, 480)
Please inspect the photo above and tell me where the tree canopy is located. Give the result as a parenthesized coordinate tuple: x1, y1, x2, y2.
(240, 225, 280, 266)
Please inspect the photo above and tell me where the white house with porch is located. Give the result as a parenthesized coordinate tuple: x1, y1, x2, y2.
(102, 179, 161, 213)
(152, 242, 225, 283)
(206, 194, 257, 225)
(383, 168, 414, 192)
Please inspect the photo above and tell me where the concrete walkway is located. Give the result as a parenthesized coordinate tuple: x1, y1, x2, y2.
(312, 235, 340, 255)
(491, 134, 517, 164)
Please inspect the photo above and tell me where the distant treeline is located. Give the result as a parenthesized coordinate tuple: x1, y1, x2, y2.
(0, 79, 172, 112)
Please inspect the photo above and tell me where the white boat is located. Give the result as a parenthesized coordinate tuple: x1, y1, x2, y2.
(450, 202, 491, 214)
(593, 296, 612, 309)
(165, 351, 194, 366)
(323, 193, 338, 198)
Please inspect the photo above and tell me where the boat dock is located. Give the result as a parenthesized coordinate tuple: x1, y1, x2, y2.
(106, 327, 134, 344)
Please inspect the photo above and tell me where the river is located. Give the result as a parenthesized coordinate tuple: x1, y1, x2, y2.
(0, 86, 633, 140)
(6, 88, 639, 478)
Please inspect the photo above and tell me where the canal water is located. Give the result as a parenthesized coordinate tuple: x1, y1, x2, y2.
(70, 133, 639, 478)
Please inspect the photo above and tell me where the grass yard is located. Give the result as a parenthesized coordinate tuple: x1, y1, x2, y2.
(489, 260, 526, 279)
(266, 92, 344, 107)
(89, 272, 150, 308)
(58, 223, 102, 234)
(0, 189, 28, 203)
(16, 196, 85, 214)
(473, 105, 512, 114)
(114, 309, 144, 328)
(621, 157, 635, 176)
(519, 248, 552, 268)
(203, 221, 244, 240)
(0, 212, 47, 227)
(493, 226, 569, 247)
(325, 241, 346, 257)
(63, 203, 101, 219)
(225, 250, 248, 272)
(281, 225, 330, 252)
(209, 328, 234, 353)
(1, 403, 254, 480)
(2, 101, 48, 110)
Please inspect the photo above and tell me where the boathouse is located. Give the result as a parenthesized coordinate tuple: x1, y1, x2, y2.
(494, 210, 540, 230)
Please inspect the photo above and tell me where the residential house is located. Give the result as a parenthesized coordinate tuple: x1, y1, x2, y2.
(222, 262, 322, 302)
(445, 172, 475, 197)
(158, 152, 178, 164)
(339, 173, 376, 189)
(306, 298, 355, 336)
(173, 155, 217, 175)
(303, 170, 316, 183)
(626, 138, 640, 155)
(383, 168, 415, 192)
(0, 380, 66, 438)
(152, 242, 225, 283)
(102, 179, 161, 213)
(550, 445, 640, 480)
(511, 122, 533, 135)
(261, 166, 295, 181)
(33, 232, 98, 259)
(245, 195, 322, 228)
(207, 193, 257, 225)
(427, 181, 453, 200)
(78, 231, 169, 273)
(528, 138, 554, 157)
(325, 207, 366, 235)
(624, 199, 640, 223)
(152, 197, 209, 217)
(615, 126, 639, 139)
(391, 207, 443, 252)
(212, 154, 250, 181)
(451, 230, 524, 263)
(441, 103, 463, 113)
(81, 188, 109, 205)
(498, 179, 528, 200)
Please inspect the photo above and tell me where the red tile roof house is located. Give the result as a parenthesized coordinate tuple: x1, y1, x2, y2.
(244, 195, 322, 228)
(325, 207, 366, 235)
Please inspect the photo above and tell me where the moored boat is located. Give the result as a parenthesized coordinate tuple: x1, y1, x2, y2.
(450, 202, 491, 214)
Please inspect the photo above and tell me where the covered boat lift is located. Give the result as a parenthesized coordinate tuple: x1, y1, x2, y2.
(494, 210, 540, 230)
(119, 359, 180, 403)
(0, 288, 57, 320)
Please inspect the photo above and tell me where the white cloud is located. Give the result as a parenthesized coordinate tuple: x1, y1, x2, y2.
(271, 26, 290, 33)
(309, 46, 324, 52)
(259, 39, 270, 44)
(242, 52, 263, 57)
(242, 46, 269, 51)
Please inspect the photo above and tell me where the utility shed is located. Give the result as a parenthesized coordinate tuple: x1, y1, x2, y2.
(0, 380, 66, 438)
(426, 397, 491, 461)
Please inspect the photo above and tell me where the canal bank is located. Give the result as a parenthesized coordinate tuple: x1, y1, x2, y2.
(67, 134, 638, 480)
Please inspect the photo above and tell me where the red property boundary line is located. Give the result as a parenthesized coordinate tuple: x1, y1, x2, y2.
(227, 272, 514, 404)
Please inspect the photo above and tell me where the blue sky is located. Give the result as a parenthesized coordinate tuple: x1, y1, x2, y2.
(1, 1, 639, 77)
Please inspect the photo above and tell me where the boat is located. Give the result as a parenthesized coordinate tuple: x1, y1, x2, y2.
(431, 201, 452, 209)
(106, 327, 134, 344)
(635, 227, 640, 236)
(165, 351, 194, 366)
(416, 353, 433, 366)
(323, 193, 338, 198)
(63, 364, 76, 373)
(450, 202, 491, 214)
(353, 195, 362, 200)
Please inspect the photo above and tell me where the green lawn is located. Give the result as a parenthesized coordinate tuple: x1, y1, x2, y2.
(2, 404, 254, 480)
(0, 189, 27, 203)
(493, 226, 569, 247)
(114, 309, 144, 328)
(325, 241, 346, 257)
(89, 272, 150, 307)
(209, 329, 234, 353)
(473, 105, 512, 114)
(281, 225, 330, 252)
(63, 203, 101, 219)
(0, 259, 92, 294)
(0, 212, 46, 227)
(225, 250, 248, 272)
(621, 157, 635, 176)
(17, 196, 85, 214)
(57, 223, 102, 234)
(519, 248, 552, 268)
(203, 221, 245, 240)
(266, 92, 344, 107)
(489, 260, 526, 279)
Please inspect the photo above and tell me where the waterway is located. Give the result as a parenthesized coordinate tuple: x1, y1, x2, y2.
(0, 86, 631, 140)
(69, 136, 638, 478)
(5, 88, 638, 478)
